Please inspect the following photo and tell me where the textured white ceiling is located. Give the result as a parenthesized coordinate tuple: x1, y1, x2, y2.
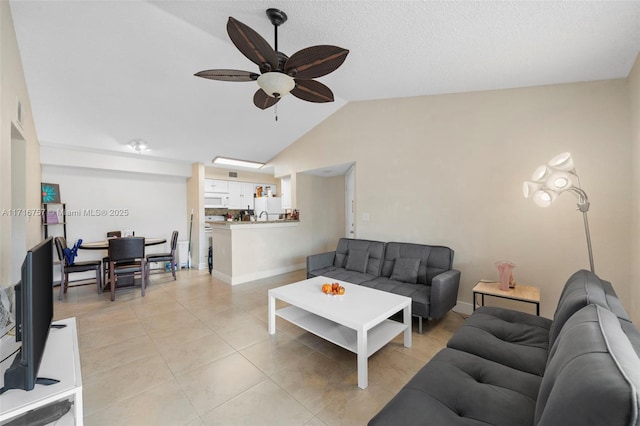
(9, 1, 640, 169)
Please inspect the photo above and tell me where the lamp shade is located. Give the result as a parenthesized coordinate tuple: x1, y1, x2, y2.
(548, 152, 575, 172)
(531, 165, 551, 182)
(257, 72, 295, 98)
(532, 189, 558, 207)
(546, 172, 573, 192)
(523, 181, 542, 199)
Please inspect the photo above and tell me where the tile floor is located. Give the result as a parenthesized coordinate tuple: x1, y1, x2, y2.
(53, 269, 466, 426)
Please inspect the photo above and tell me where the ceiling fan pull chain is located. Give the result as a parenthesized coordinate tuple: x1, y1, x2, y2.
(275, 104, 278, 121)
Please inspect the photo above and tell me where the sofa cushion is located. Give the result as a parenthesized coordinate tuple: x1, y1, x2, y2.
(447, 306, 552, 376)
(369, 348, 542, 426)
(381, 242, 453, 285)
(362, 278, 432, 317)
(316, 269, 377, 285)
(535, 304, 640, 426)
(390, 258, 420, 283)
(345, 249, 369, 273)
(548, 269, 611, 348)
(333, 238, 385, 276)
(600, 279, 632, 322)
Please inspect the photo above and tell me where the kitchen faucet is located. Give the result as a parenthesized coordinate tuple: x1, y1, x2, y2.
(259, 211, 269, 221)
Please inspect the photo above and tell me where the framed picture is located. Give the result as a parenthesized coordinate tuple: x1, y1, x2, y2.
(41, 183, 61, 204)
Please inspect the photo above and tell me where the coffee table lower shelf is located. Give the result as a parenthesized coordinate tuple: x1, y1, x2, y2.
(276, 305, 407, 357)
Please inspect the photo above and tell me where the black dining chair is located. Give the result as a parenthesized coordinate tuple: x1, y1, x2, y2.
(102, 230, 124, 286)
(54, 236, 102, 300)
(107, 237, 146, 301)
(145, 231, 179, 280)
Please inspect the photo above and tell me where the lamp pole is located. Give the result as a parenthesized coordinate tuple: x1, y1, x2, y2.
(570, 187, 595, 273)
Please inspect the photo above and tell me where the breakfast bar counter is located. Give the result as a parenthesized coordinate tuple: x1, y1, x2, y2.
(208, 220, 303, 285)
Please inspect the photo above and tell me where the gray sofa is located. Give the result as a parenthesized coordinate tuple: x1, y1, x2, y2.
(306, 238, 461, 332)
(369, 269, 640, 425)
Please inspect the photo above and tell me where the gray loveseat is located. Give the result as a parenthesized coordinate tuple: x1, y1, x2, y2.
(369, 269, 640, 425)
(306, 238, 461, 332)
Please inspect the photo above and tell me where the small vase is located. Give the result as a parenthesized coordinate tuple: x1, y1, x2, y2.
(496, 261, 516, 291)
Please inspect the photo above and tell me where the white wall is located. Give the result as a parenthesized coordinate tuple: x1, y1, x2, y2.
(1, 2, 42, 288)
(629, 53, 640, 324)
(269, 79, 633, 318)
(42, 165, 188, 263)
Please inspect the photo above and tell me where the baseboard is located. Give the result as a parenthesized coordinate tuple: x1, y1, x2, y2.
(211, 269, 232, 284)
(453, 300, 473, 316)
(226, 263, 306, 285)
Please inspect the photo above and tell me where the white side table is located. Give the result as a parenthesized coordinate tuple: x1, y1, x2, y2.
(0, 317, 83, 425)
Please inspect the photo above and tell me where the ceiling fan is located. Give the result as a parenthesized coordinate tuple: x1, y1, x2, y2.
(195, 8, 349, 110)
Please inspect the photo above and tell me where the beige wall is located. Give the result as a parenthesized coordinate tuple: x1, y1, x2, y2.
(204, 166, 278, 186)
(629, 53, 640, 324)
(1, 2, 42, 287)
(269, 80, 633, 318)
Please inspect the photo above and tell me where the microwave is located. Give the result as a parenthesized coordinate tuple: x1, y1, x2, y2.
(204, 194, 229, 208)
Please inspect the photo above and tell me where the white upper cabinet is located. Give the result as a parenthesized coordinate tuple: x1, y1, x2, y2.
(228, 182, 256, 209)
(205, 179, 229, 194)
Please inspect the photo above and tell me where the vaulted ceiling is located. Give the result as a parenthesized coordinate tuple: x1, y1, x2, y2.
(10, 1, 640, 169)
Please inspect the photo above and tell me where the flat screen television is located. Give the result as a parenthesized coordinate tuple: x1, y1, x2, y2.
(1, 237, 56, 393)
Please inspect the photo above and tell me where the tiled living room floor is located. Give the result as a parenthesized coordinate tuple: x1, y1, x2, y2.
(53, 269, 465, 426)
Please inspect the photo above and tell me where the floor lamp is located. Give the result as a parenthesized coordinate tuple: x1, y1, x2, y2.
(523, 152, 595, 273)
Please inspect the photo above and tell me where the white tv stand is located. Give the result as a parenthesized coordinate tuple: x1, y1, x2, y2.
(0, 317, 83, 425)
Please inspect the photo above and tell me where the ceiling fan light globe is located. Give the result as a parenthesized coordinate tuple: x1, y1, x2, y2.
(257, 72, 295, 98)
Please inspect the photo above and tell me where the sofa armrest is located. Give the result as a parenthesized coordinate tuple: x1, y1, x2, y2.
(306, 251, 336, 277)
(429, 269, 461, 319)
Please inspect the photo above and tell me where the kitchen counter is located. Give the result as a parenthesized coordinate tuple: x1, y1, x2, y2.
(208, 219, 304, 285)
(206, 220, 299, 229)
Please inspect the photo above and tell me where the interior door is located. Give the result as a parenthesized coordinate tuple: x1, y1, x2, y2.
(345, 165, 355, 238)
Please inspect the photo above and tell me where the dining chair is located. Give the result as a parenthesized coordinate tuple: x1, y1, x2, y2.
(145, 231, 179, 280)
(103, 230, 122, 286)
(54, 236, 102, 300)
(107, 237, 146, 301)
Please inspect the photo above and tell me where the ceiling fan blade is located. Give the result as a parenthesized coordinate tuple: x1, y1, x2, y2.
(284, 45, 349, 79)
(253, 89, 280, 110)
(194, 69, 259, 82)
(291, 79, 334, 103)
(227, 17, 278, 72)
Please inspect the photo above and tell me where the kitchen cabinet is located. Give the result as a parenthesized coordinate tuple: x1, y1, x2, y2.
(205, 179, 229, 194)
(228, 182, 255, 210)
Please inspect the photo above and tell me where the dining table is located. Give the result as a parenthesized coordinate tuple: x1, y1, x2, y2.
(79, 237, 168, 292)
(79, 237, 167, 250)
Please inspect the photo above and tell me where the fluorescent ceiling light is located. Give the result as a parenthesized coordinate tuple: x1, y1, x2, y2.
(212, 156, 264, 169)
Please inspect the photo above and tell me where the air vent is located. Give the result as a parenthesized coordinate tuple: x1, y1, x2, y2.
(228, 172, 238, 178)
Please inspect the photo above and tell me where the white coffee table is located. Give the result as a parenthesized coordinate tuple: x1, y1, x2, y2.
(268, 276, 412, 389)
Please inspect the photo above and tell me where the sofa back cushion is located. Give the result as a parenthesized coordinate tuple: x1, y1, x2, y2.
(334, 238, 385, 277)
(535, 304, 640, 426)
(548, 269, 610, 348)
(381, 242, 453, 285)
